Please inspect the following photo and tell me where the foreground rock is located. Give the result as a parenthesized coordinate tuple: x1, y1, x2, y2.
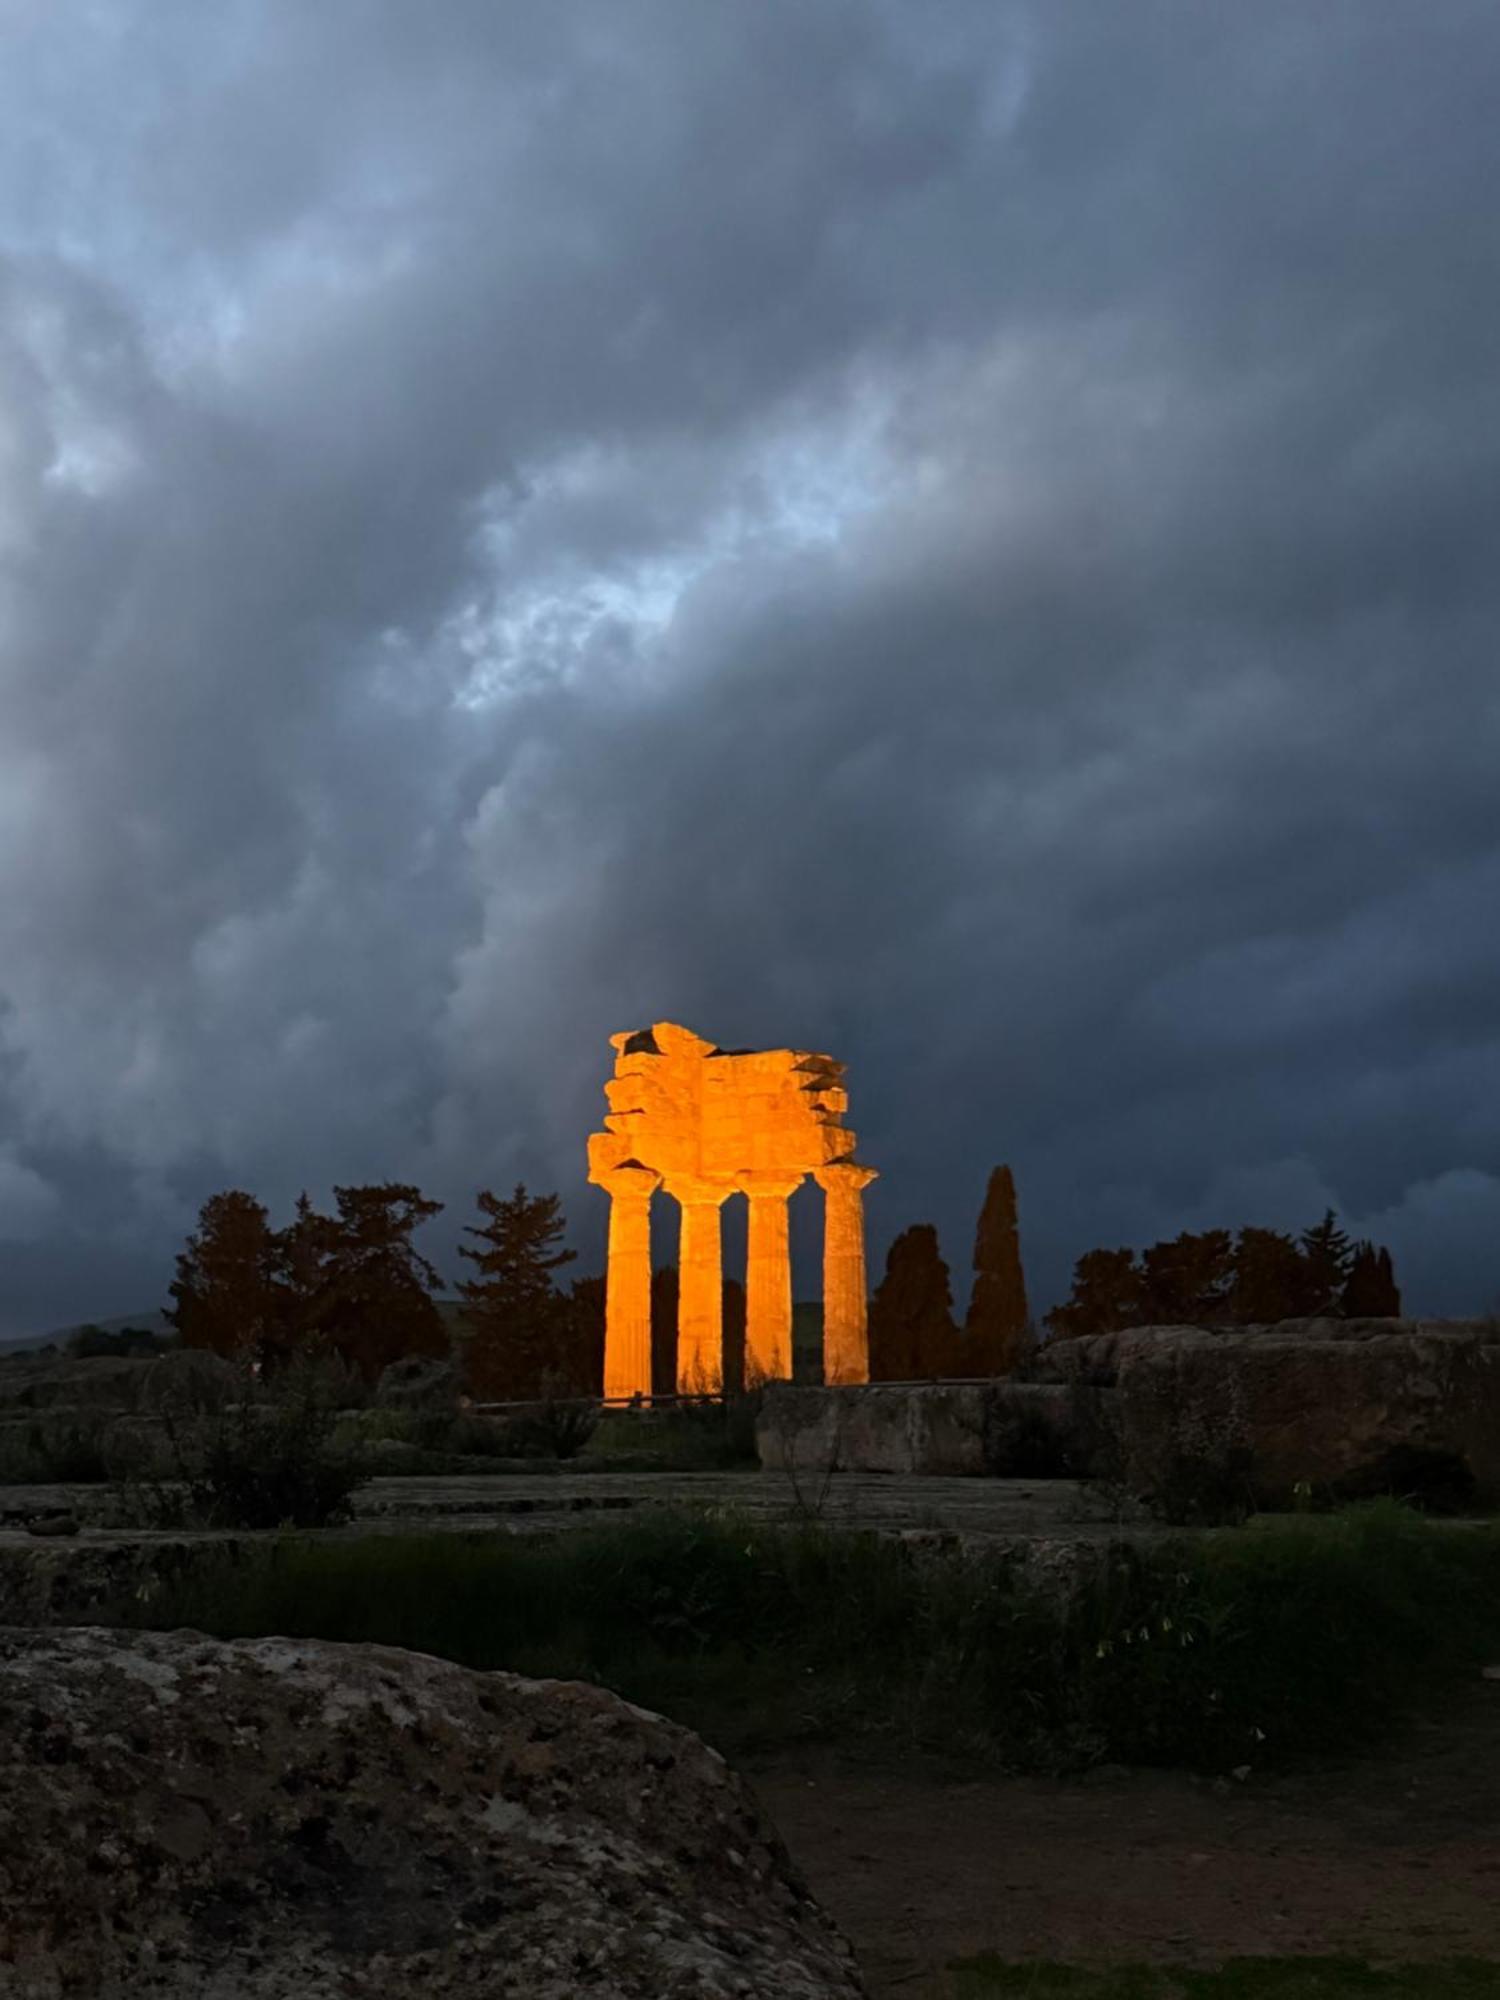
(0, 1626, 866, 1999)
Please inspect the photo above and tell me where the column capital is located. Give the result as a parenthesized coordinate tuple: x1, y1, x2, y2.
(590, 1160, 663, 1200)
(663, 1173, 736, 1208)
(733, 1169, 806, 1201)
(813, 1159, 878, 1194)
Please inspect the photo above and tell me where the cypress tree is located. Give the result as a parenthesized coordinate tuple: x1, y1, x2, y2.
(1341, 1240, 1403, 1317)
(869, 1225, 956, 1379)
(964, 1165, 1033, 1375)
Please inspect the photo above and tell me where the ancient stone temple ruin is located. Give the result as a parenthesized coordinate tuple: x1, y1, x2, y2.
(587, 1022, 878, 1399)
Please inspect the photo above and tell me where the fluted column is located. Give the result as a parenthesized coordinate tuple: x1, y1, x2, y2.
(735, 1170, 804, 1385)
(596, 1163, 661, 1401)
(668, 1176, 732, 1395)
(814, 1161, 879, 1385)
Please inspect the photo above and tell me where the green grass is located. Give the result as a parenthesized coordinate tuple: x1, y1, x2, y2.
(117, 1498, 1500, 1775)
(582, 1397, 762, 1471)
(942, 1958, 1500, 1998)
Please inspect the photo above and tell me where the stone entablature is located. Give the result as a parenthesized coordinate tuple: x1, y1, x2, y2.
(587, 1021, 878, 1398)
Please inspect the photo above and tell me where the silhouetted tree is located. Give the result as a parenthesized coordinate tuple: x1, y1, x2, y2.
(1340, 1239, 1404, 1317)
(645, 1267, 747, 1395)
(964, 1164, 1033, 1375)
(1376, 1245, 1402, 1315)
(165, 1190, 283, 1365)
(457, 1185, 575, 1400)
(869, 1225, 956, 1379)
(722, 1275, 747, 1394)
(1138, 1229, 1236, 1325)
(650, 1265, 679, 1399)
(1299, 1208, 1355, 1315)
(549, 1273, 605, 1397)
(67, 1323, 166, 1359)
(263, 1189, 344, 1371)
(1044, 1246, 1145, 1340)
(300, 1182, 447, 1384)
(1227, 1225, 1319, 1324)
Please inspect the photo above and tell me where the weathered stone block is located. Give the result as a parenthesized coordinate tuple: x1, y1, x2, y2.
(907, 1383, 989, 1475)
(1115, 1323, 1500, 1509)
(981, 1381, 1122, 1479)
(825, 1385, 917, 1473)
(756, 1380, 1124, 1479)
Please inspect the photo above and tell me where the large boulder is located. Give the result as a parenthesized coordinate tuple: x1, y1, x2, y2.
(0, 1354, 152, 1413)
(1027, 1319, 1500, 1510)
(135, 1347, 240, 1412)
(375, 1353, 460, 1411)
(0, 1625, 866, 1999)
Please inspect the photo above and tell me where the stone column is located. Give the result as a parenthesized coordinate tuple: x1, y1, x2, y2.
(735, 1170, 804, 1385)
(668, 1177, 731, 1395)
(814, 1161, 879, 1385)
(596, 1164, 661, 1401)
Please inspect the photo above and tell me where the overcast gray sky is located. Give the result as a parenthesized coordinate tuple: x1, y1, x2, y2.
(1, 0, 1498, 1339)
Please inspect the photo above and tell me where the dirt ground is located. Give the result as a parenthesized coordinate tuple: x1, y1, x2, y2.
(747, 1671, 1500, 1996)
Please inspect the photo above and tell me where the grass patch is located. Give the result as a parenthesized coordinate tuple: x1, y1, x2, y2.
(582, 1395, 762, 1471)
(118, 1499, 1500, 1775)
(942, 1958, 1500, 1997)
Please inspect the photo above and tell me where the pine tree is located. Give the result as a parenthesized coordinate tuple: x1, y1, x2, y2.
(164, 1190, 283, 1365)
(1299, 1209, 1355, 1315)
(869, 1225, 956, 1380)
(309, 1182, 448, 1383)
(456, 1185, 575, 1400)
(964, 1165, 1032, 1375)
(263, 1189, 342, 1371)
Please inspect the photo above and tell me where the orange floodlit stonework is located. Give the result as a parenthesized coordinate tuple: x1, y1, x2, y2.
(587, 1021, 878, 1398)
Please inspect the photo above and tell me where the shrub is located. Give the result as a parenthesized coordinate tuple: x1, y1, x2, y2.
(498, 1389, 600, 1461)
(0, 1411, 115, 1482)
(121, 1348, 369, 1530)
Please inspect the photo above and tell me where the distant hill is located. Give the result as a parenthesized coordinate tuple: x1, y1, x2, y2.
(0, 1300, 483, 1359)
(0, 1309, 177, 1357)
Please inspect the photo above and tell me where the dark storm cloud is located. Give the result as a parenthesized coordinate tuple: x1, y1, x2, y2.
(0, 0, 1497, 1335)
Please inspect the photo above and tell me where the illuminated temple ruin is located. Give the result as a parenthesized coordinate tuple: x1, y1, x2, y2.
(587, 1021, 878, 1398)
